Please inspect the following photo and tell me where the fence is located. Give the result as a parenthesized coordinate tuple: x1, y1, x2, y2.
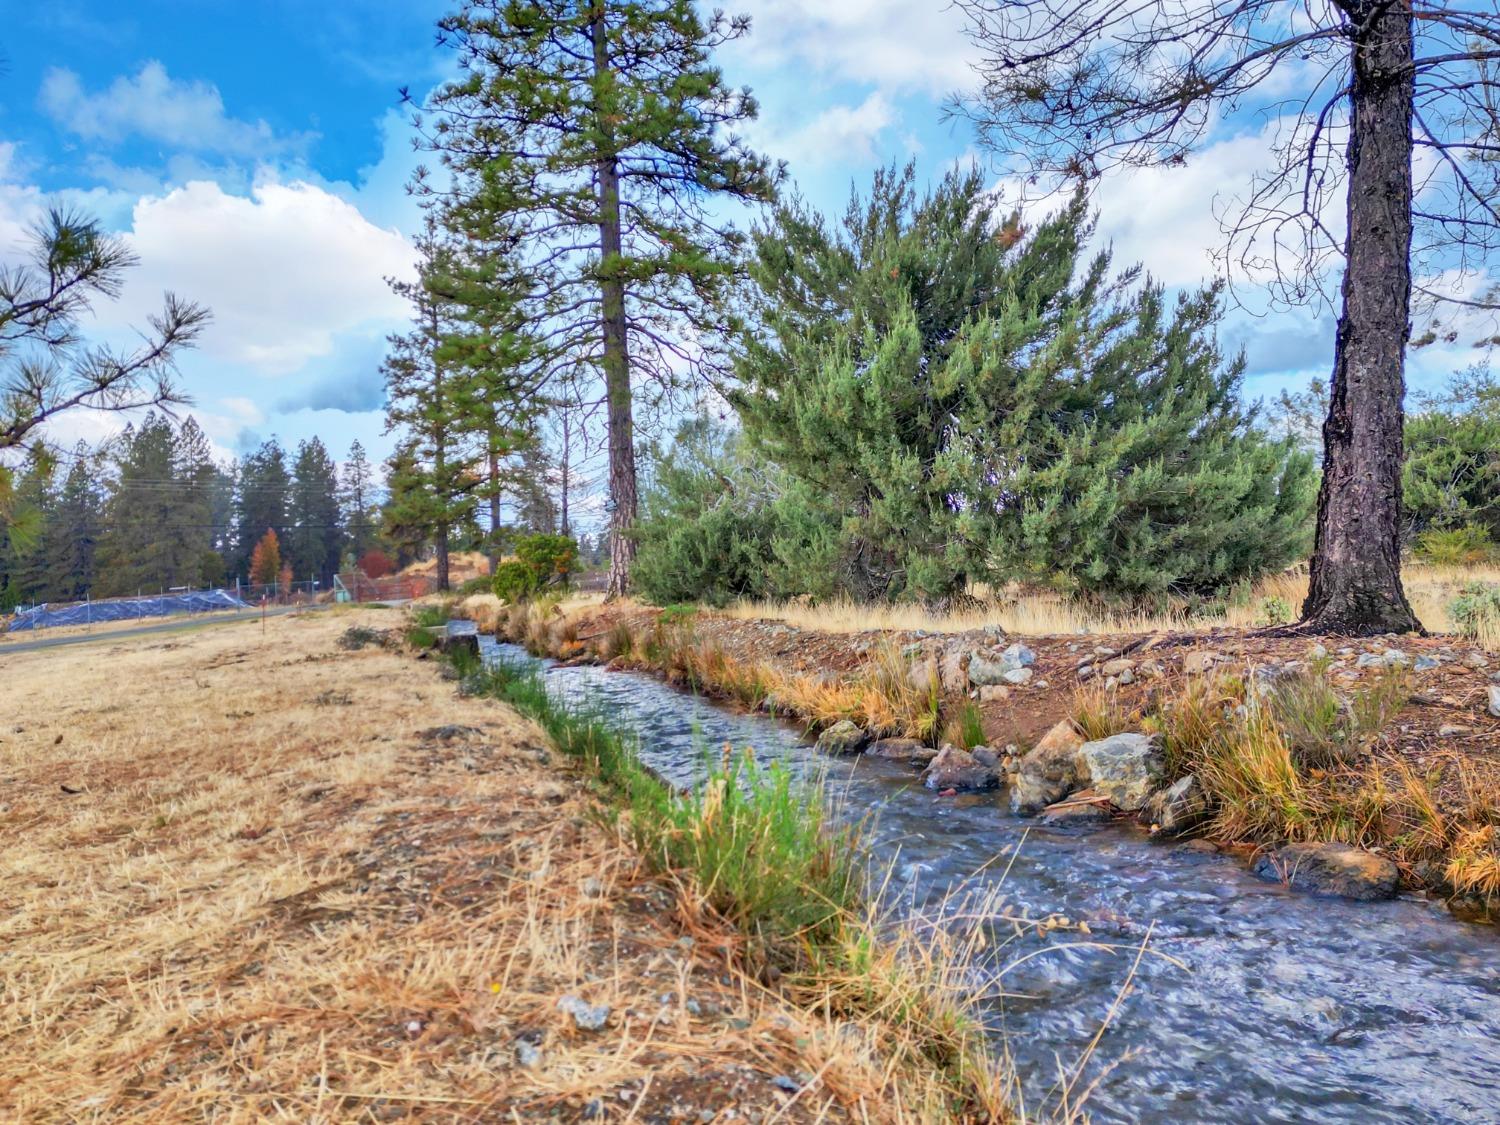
(335, 571, 437, 603)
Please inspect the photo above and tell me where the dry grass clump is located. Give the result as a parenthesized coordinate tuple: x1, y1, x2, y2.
(455, 591, 506, 633)
(725, 562, 1500, 647)
(2, 609, 972, 1122)
(1129, 662, 1500, 907)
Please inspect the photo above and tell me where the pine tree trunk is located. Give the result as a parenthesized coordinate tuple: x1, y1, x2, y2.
(592, 10, 637, 600)
(1301, 1, 1421, 636)
(488, 437, 502, 575)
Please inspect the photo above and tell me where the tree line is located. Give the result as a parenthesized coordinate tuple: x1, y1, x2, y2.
(0, 417, 380, 608)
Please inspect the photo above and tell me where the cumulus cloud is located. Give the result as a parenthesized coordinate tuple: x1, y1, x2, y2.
(729, 0, 976, 96)
(96, 178, 415, 375)
(39, 62, 313, 158)
(755, 92, 901, 171)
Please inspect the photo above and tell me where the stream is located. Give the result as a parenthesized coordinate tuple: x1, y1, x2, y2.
(481, 637, 1500, 1123)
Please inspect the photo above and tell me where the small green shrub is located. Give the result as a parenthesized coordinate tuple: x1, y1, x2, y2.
(659, 603, 699, 625)
(1257, 595, 1295, 626)
(493, 534, 579, 603)
(1450, 582, 1500, 639)
(492, 560, 537, 603)
(1415, 524, 1494, 566)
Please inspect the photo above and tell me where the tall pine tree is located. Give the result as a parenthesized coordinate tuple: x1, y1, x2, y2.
(286, 437, 343, 587)
(420, 0, 779, 596)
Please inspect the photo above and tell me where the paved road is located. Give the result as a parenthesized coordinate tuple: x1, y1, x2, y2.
(0, 603, 333, 656)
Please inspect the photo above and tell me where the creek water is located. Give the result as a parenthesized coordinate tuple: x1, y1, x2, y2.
(481, 638, 1500, 1123)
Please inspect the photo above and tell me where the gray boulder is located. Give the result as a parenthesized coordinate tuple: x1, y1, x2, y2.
(967, 651, 1011, 686)
(1040, 790, 1111, 831)
(1079, 733, 1165, 812)
(1251, 842, 1399, 901)
(865, 738, 936, 764)
(1141, 773, 1210, 835)
(922, 744, 1000, 791)
(1489, 685, 1500, 719)
(814, 719, 866, 755)
(1010, 720, 1086, 814)
(1002, 642, 1036, 668)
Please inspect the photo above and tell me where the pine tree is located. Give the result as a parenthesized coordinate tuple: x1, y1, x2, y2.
(0, 454, 55, 608)
(173, 416, 225, 585)
(733, 166, 1314, 603)
(381, 222, 478, 590)
(97, 413, 187, 596)
(235, 440, 290, 580)
(340, 440, 379, 562)
(43, 445, 106, 601)
(286, 437, 343, 587)
(420, 0, 779, 597)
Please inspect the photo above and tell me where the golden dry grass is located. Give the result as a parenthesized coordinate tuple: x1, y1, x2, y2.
(724, 563, 1500, 645)
(0, 607, 980, 1122)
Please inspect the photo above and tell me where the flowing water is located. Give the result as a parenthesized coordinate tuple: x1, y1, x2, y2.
(481, 638, 1500, 1123)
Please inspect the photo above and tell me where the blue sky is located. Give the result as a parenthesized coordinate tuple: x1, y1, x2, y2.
(0, 0, 1486, 481)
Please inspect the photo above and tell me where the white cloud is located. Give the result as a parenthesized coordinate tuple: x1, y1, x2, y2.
(99, 178, 415, 375)
(39, 62, 312, 158)
(730, 1, 977, 96)
(759, 93, 900, 170)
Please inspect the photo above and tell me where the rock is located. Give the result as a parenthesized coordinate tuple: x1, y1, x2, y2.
(865, 737, 936, 763)
(1142, 773, 1209, 835)
(966, 651, 1012, 686)
(1251, 842, 1399, 901)
(1489, 685, 1500, 719)
(1040, 791, 1111, 831)
(1463, 650, 1490, 670)
(515, 1040, 544, 1069)
(1079, 733, 1165, 812)
(939, 648, 970, 694)
(922, 744, 999, 791)
(1100, 658, 1136, 677)
(1308, 643, 1329, 660)
(558, 994, 611, 1031)
(969, 643, 1035, 685)
(1116, 668, 1136, 686)
(1355, 652, 1387, 669)
(1382, 649, 1410, 667)
(1002, 642, 1037, 668)
(1438, 724, 1470, 738)
(1139, 660, 1165, 679)
(1002, 667, 1034, 685)
(1094, 646, 1118, 658)
(1182, 651, 1220, 675)
(815, 719, 866, 755)
(1414, 654, 1440, 672)
(1010, 720, 1086, 814)
(1076, 663, 1096, 681)
(908, 656, 939, 694)
(971, 745, 1002, 771)
(978, 684, 1011, 703)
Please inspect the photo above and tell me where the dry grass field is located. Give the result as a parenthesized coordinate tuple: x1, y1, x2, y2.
(722, 563, 1500, 647)
(0, 607, 934, 1122)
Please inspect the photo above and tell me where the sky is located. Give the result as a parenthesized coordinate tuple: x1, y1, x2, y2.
(0, 0, 1490, 479)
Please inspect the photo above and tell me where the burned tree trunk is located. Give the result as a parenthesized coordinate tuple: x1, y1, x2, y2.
(1302, 0, 1421, 635)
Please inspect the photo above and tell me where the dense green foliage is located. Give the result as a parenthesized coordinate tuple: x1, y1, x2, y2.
(419, 0, 778, 593)
(1403, 367, 1500, 545)
(0, 412, 384, 610)
(492, 533, 580, 603)
(705, 166, 1314, 604)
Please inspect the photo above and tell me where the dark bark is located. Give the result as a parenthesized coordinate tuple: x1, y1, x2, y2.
(593, 8, 637, 600)
(1301, 0, 1421, 635)
(430, 304, 451, 593)
(487, 437, 501, 576)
